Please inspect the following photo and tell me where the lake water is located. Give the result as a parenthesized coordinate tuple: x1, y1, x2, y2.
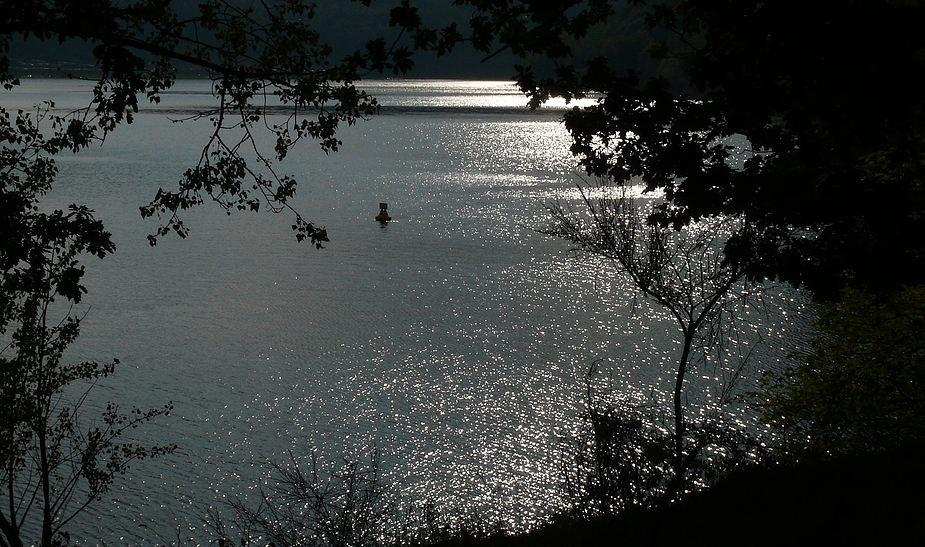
(3, 79, 809, 545)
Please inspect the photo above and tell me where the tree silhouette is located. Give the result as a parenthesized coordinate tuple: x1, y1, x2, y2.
(443, 0, 925, 464)
(0, 103, 175, 547)
(446, 0, 925, 297)
(2, 0, 446, 245)
(544, 182, 757, 503)
(1, 2, 443, 545)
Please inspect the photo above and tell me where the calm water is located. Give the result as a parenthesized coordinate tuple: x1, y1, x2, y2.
(4, 79, 807, 545)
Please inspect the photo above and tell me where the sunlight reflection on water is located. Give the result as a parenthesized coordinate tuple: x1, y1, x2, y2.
(4, 79, 811, 545)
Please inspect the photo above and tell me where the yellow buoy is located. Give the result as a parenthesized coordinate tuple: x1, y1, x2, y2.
(375, 202, 391, 222)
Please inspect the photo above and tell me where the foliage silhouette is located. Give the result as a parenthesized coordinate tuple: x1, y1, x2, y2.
(205, 450, 388, 547)
(1, 2, 455, 545)
(543, 180, 759, 503)
(438, 0, 925, 297)
(0, 103, 175, 547)
(2, 0, 451, 246)
(560, 362, 672, 517)
(562, 365, 760, 519)
(435, 0, 925, 468)
(756, 285, 925, 457)
(203, 446, 518, 547)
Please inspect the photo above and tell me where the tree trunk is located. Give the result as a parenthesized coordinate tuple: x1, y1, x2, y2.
(0, 509, 25, 547)
(663, 329, 694, 504)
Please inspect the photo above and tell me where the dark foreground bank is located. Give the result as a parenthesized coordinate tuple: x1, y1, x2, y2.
(436, 445, 925, 547)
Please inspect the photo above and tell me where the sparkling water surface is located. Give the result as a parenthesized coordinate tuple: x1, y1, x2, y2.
(4, 79, 808, 545)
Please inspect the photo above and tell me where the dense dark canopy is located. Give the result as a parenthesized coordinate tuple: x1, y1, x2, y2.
(446, 0, 925, 297)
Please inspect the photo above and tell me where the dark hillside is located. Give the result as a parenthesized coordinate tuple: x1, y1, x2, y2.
(441, 446, 925, 547)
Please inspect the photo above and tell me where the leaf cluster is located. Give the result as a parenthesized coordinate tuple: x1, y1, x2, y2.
(563, 361, 761, 517)
(445, 0, 925, 297)
(2, 0, 450, 246)
(755, 285, 925, 458)
(1, 103, 111, 320)
(1, 95, 174, 547)
(206, 450, 388, 547)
